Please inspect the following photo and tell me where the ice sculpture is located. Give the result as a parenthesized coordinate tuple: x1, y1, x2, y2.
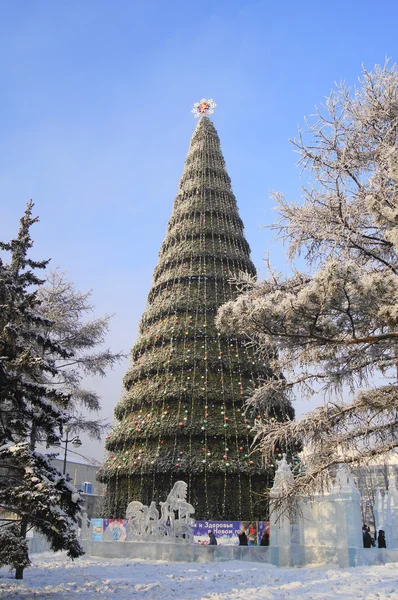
(125, 480, 195, 542)
(126, 501, 149, 537)
(272, 454, 294, 493)
(331, 465, 358, 493)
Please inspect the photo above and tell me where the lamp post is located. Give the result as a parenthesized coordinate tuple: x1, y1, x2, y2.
(54, 425, 82, 474)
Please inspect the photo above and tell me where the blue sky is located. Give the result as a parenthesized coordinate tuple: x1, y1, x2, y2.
(1, 0, 397, 462)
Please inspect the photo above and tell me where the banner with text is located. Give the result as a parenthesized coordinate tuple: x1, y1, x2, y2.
(193, 521, 258, 545)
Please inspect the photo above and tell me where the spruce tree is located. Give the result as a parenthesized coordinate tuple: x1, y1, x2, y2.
(100, 116, 294, 520)
(0, 202, 84, 578)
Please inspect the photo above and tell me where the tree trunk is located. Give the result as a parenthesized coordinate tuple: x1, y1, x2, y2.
(15, 422, 38, 578)
(15, 518, 28, 579)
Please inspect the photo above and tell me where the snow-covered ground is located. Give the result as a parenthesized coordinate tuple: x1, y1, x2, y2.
(1, 552, 398, 599)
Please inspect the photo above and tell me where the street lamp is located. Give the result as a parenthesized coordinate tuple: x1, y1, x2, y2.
(53, 425, 82, 474)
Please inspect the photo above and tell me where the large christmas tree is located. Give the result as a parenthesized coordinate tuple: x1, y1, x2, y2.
(100, 110, 294, 520)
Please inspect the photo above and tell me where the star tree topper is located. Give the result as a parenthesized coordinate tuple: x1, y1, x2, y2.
(192, 98, 217, 118)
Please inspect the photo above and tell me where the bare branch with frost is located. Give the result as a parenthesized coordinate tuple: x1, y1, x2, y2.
(255, 386, 398, 512)
(217, 61, 398, 510)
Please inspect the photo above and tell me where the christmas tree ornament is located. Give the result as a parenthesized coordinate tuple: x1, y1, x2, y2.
(191, 98, 217, 118)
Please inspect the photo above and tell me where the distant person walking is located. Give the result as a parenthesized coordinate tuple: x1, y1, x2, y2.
(378, 530, 386, 548)
(208, 531, 217, 545)
(363, 526, 372, 548)
(238, 531, 248, 546)
(260, 530, 270, 546)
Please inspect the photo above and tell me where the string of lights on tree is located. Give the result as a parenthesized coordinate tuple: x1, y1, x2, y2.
(98, 101, 296, 519)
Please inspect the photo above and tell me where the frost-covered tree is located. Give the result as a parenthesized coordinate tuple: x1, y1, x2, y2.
(36, 268, 124, 441)
(216, 61, 398, 509)
(0, 202, 84, 578)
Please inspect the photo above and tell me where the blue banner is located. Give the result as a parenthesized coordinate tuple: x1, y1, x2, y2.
(91, 517, 268, 545)
(91, 518, 104, 541)
(193, 521, 258, 545)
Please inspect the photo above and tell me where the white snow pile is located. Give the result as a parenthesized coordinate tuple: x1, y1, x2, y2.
(1, 552, 398, 599)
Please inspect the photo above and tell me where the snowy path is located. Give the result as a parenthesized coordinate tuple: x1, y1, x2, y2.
(1, 552, 398, 599)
